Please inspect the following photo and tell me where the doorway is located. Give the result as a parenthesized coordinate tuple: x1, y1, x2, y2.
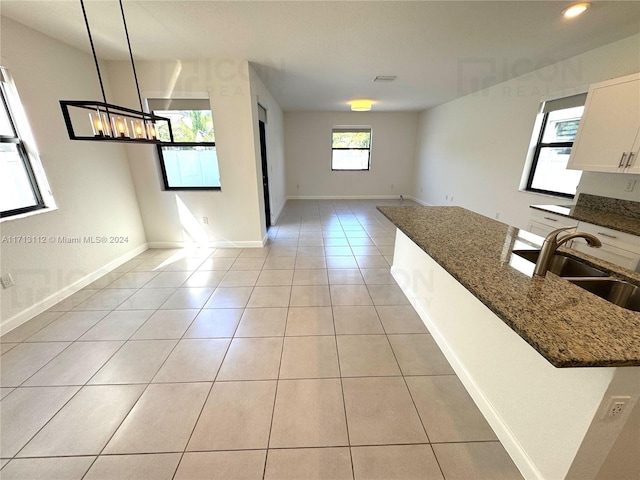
(258, 110, 271, 228)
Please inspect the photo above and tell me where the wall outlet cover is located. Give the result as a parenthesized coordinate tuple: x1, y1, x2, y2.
(624, 179, 636, 192)
(1, 274, 15, 289)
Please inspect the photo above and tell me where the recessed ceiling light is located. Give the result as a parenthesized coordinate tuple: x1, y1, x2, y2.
(350, 100, 373, 111)
(562, 2, 591, 18)
(373, 75, 397, 82)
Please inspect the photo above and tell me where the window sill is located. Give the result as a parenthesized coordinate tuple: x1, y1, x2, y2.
(0, 205, 58, 224)
(518, 189, 575, 203)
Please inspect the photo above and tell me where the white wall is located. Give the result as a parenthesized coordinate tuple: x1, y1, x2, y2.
(0, 18, 147, 329)
(392, 229, 640, 480)
(249, 64, 287, 224)
(285, 111, 418, 199)
(576, 171, 640, 203)
(412, 34, 640, 229)
(595, 399, 640, 480)
(107, 58, 276, 247)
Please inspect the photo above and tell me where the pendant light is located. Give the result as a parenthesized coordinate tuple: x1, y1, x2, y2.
(59, 0, 174, 143)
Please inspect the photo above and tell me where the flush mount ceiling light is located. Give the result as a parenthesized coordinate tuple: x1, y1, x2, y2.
(562, 2, 591, 18)
(59, 0, 174, 143)
(350, 100, 373, 112)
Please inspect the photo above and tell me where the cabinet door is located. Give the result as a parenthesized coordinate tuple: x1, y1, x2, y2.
(573, 221, 640, 272)
(627, 128, 640, 174)
(568, 74, 640, 173)
(572, 241, 640, 272)
(528, 221, 557, 238)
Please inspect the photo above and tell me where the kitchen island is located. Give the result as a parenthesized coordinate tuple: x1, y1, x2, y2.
(378, 206, 640, 480)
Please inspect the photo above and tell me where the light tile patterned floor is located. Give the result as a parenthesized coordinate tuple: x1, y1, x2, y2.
(0, 199, 523, 479)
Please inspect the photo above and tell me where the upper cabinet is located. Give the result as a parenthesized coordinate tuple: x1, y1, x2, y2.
(567, 73, 640, 174)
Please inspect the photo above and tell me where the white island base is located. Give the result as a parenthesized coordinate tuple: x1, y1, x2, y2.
(391, 229, 640, 480)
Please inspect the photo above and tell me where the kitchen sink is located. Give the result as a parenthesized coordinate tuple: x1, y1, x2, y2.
(567, 278, 640, 313)
(513, 249, 640, 312)
(513, 250, 607, 278)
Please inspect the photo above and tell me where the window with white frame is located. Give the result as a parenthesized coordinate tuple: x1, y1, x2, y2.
(524, 93, 585, 198)
(0, 68, 49, 218)
(148, 98, 220, 190)
(331, 128, 372, 171)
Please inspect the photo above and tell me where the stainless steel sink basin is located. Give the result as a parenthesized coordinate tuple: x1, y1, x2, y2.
(567, 278, 640, 313)
(513, 250, 607, 278)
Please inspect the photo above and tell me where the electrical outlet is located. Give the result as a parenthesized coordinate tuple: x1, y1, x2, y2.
(390, 184, 394, 190)
(495, 213, 500, 220)
(202, 217, 209, 224)
(1, 273, 14, 289)
(624, 179, 636, 192)
(602, 396, 630, 421)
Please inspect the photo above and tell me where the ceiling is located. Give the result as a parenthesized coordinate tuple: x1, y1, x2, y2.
(2, 1, 639, 111)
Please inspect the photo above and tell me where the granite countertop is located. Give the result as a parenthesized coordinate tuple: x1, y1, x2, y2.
(530, 194, 640, 236)
(378, 206, 640, 368)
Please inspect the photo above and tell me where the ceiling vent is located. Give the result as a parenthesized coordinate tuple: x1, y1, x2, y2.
(373, 75, 397, 82)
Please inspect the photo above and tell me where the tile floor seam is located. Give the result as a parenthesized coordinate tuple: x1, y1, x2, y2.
(22, 340, 127, 388)
(6, 341, 76, 389)
(20, 310, 111, 343)
(171, 318, 237, 480)
(373, 289, 439, 449)
(82, 286, 220, 475)
(327, 280, 356, 480)
(76, 382, 149, 475)
(0, 312, 63, 345)
(4, 385, 85, 462)
(261, 302, 290, 479)
(383, 328, 433, 446)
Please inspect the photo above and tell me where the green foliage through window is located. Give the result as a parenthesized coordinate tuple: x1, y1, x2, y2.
(156, 110, 214, 143)
(331, 128, 372, 171)
(151, 103, 219, 190)
(332, 130, 371, 148)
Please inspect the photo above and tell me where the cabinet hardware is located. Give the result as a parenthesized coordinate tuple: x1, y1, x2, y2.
(618, 152, 628, 168)
(543, 217, 558, 222)
(598, 232, 618, 239)
(626, 152, 636, 168)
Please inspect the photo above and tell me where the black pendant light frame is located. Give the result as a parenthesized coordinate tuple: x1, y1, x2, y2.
(59, 0, 174, 144)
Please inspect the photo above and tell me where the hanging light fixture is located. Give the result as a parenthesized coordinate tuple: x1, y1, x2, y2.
(59, 0, 173, 143)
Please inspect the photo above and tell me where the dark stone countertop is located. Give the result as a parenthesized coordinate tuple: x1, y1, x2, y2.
(378, 205, 640, 368)
(530, 197, 640, 237)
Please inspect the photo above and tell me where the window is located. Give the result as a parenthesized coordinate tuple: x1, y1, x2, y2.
(525, 94, 585, 198)
(331, 128, 372, 171)
(0, 68, 46, 218)
(148, 98, 220, 190)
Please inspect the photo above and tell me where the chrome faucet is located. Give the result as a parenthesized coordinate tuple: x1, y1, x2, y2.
(534, 226, 602, 276)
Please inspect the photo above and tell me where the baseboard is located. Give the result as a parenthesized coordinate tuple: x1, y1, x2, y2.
(147, 240, 265, 249)
(286, 194, 403, 200)
(390, 265, 542, 480)
(1, 243, 149, 334)
(405, 195, 432, 206)
(285, 194, 432, 205)
(271, 200, 286, 225)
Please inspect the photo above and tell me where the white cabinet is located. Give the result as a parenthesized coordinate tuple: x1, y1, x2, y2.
(528, 209, 640, 271)
(567, 73, 640, 174)
(527, 209, 577, 237)
(571, 222, 640, 272)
